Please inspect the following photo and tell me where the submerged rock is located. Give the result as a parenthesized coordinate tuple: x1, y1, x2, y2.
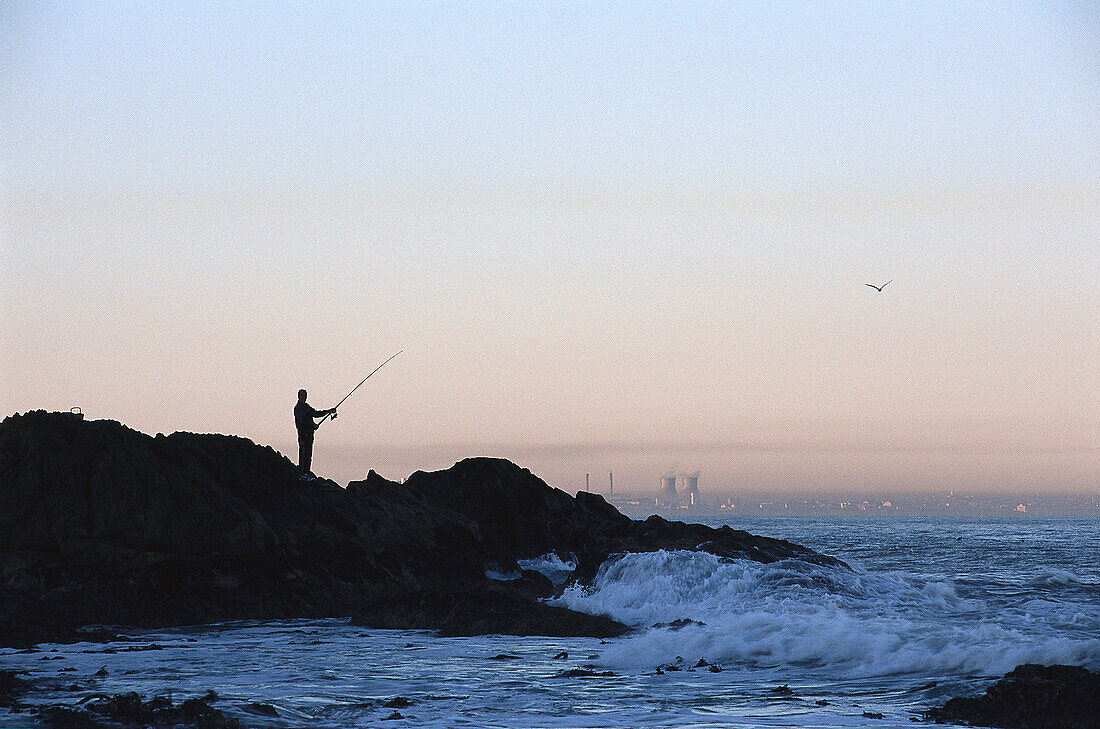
(553, 668, 616, 678)
(925, 664, 1100, 729)
(40, 692, 240, 729)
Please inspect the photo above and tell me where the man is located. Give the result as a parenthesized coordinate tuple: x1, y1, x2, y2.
(294, 389, 336, 480)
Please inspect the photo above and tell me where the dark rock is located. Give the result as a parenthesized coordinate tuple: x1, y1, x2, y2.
(0, 411, 493, 646)
(768, 684, 797, 698)
(384, 697, 413, 708)
(383, 710, 404, 719)
(352, 582, 628, 638)
(43, 706, 103, 728)
(553, 651, 569, 659)
(244, 701, 278, 716)
(400, 457, 844, 585)
(553, 668, 616, 678)
(0, 669, 28, 709)
(1, 411, 845, 645)
(401, 458, 629, 558)
(40, 691, 241, 728)
(863, 711, 885, 719)
(93, 667, 108, 677)
(489, 654, 521, 660)
(925, 664, 1100, 729)
(180, 697, 238, 728)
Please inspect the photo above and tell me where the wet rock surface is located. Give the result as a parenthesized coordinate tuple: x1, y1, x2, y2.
(1, 410, 843, 646)
(925, 664, 1100, 729)
(40, 692, 240, 729)
(0, 670, 28, 710)
(352, 581, 629, 638)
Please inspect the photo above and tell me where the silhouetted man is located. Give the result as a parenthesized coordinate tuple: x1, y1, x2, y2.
(295, 389, 336, 480)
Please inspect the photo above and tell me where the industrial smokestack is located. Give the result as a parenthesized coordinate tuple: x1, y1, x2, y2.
(609, 472, 613, 495)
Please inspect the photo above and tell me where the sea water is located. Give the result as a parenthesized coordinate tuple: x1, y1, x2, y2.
(3, 516, 1098, 728)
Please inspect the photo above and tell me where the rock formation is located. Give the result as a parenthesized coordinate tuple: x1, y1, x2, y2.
(926, 664, 1100, 729)
(1, 410, 842, 647)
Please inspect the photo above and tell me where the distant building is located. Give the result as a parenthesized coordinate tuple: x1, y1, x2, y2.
(658, 473, 678, 506)
(680, 471, 700, 506)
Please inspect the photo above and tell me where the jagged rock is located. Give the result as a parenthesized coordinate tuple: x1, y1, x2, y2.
(383, 697, 413, 708)
(398, 457, 844, 583)
(40, 692, 240, 728)
(0, 411, 494, 645)
(400, 458, 630, 557)
(925, 664, 1100, 729)
(1, 411, 844, 646)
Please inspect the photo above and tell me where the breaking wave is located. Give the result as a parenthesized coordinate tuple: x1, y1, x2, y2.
(517, 553, 578, 586)
(550, 550, 1100, 677)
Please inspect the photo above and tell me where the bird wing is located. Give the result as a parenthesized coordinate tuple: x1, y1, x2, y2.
(865, 283, 880, 290)
(881, 280, 893, 289)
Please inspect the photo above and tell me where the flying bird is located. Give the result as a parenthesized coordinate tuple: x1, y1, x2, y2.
(865, 280, 892, 292)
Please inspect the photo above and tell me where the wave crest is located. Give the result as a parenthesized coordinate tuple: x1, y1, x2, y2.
(550, 550, 1100, 676)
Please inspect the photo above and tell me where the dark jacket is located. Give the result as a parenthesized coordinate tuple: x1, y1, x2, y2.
(294, 401, 324, 438)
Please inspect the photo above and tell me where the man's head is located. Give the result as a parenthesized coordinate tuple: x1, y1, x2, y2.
(298, 389, 307, 402)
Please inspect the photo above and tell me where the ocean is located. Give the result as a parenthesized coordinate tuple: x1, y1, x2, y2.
(3, 516, 1098, 728)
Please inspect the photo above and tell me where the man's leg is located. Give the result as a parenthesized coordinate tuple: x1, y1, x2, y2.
(298, 436, 314, 475)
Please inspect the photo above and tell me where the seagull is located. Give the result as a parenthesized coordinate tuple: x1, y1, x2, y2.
(865, 280, 892, 292)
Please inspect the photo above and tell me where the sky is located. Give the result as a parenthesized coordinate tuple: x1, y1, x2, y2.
(2, 2, 1097, 495)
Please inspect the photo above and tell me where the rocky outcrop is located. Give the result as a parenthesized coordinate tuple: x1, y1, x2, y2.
(925, 664, 1100, 729)
(397, 456, 843, 583)
(0, 411, 493, 645)
(1, 410, 842, 646)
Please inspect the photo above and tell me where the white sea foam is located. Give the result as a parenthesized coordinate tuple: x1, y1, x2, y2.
(550, 550, 1100, 677)
(4, 518, 1098, 729)
(517, 552, 578, 586)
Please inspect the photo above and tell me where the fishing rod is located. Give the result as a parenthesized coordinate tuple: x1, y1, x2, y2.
(318, 350, 403, 426)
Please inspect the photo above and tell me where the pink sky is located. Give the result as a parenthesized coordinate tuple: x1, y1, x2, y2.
(3, 5, 1097, 493)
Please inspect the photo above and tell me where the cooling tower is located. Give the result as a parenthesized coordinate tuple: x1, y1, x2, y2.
(659, 474, 678, 500)
(681, 471, 700, 496)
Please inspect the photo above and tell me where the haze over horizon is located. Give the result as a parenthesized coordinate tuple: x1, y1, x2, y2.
(3, 3, 1097, 493)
